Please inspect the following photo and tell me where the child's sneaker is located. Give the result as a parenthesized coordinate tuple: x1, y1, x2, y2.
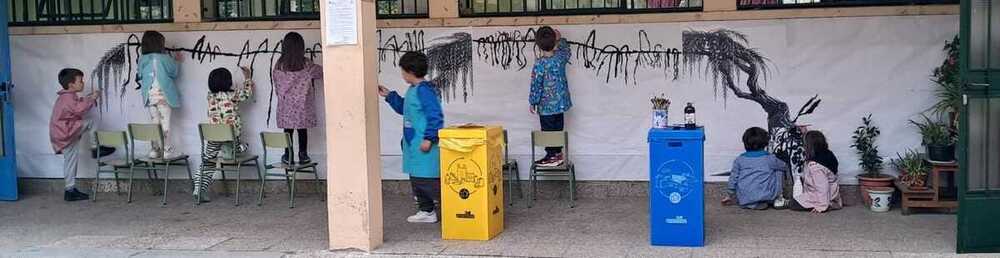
(750, 202, 770, 210)
(299, 153, 312, 164)
(281, 153, 292, 165)
(148, 150, 162, 159)
(406, 211, 438, 223)
(538, 154, 564, 167)
(162, 147, 182, 160)
(772, 196, 789, 210)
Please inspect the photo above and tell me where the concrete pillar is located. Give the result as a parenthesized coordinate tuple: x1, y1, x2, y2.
(703, 0, 737, 12)
(429, 0, 460, 18)
(172, 0, 202, 23)
(320, 0, 384, 252)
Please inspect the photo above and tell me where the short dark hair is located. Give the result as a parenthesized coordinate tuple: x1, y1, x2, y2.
(208, 68, 233, 93)
(535, 26, 557, 52)
(742, 127, 770, 151)
(141, 31, 166, 54)
(58, 68, 84, 90)
(804, 130, 829, 161)
(399, 52, 428, 78)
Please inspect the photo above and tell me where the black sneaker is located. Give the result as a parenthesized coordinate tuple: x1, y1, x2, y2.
(71, 188, 90, 198)
(91, 146, 116, 159)
(281, 153, 292, 165)
(64, 189, 88, 201)
(298, 153, 312, 164)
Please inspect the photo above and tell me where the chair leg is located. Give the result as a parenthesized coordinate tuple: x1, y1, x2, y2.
(162, 163, 171, 206)
(313, 168, 324, 202)
(528, 168, 536, 208)
(256, 159, 265, 206)
(114, 173, 122, 196)
(221, 167, 230, 197)
(289, 170, 298, 209)
(92, 172, 100, 202)
(128, 167, 135, 203)
(514, 163, 523, 199)
(185, 161, 194, 191)
(569, 166, 576, 208)
(506, 167, 512, 207)
(235, 163, 243, 206)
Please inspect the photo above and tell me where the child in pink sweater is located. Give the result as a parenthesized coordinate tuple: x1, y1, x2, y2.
(49, 68, 100, 201)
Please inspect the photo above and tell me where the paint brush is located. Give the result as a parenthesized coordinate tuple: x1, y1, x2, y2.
(651, 94, 670, 110)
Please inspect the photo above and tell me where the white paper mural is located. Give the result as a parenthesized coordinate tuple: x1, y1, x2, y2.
(11, 14, 956, 183)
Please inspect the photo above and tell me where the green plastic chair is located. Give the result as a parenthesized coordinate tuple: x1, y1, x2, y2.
(258, 131, 323, 208)
(93, 130, 134, 202)
(503, 129, 523, 207)
(197, 123, 262, 206)
(529, 130, 576, 208)
(128, 123, 193, 205)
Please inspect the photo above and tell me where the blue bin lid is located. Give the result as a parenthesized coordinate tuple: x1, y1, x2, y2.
(648, 126, 706, 142)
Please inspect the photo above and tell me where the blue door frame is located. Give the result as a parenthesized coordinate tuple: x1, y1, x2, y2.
(0, 1, 19, 201)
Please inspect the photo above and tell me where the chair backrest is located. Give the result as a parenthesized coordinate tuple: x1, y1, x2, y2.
(199, 123, 236, 142)
(260, 132, 292, 150)
(95, 131, 128, 148)
(531, 131, 567, 148)
(128, 123, 163, 143)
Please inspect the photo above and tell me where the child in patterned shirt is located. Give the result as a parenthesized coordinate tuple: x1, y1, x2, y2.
(529, 26, 572, 167)
(193, 67, 254, 203)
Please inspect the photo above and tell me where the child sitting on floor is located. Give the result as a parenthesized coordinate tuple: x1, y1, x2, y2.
(723, 127, 787, 210)
(789, 131, 843, 213)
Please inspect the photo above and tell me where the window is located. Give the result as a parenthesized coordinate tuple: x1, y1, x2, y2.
(737, 0, 956, 10)
(461, 0, 700, 17)
(205, 0, 320, 21)
(377, 0, 429, 18)
(8, 0, 173, 26)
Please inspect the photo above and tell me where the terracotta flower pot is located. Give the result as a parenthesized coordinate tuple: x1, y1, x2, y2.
(857, 174, 894, 207)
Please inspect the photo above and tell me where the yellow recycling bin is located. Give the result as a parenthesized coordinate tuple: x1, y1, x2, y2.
(438, 125, 505, 241)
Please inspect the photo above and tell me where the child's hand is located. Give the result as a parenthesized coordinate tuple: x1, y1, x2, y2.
(529, 105, 536, 115)
(377, 85, 390, 97)
(173, 50, 184, 62)
(90, 90, 102, 100)
(420, 140, 432, 152)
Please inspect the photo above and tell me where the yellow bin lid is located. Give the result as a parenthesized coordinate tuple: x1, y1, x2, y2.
(438, 124, 503, 139)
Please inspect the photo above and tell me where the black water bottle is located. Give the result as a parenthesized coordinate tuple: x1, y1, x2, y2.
(684, 102, 696, 129)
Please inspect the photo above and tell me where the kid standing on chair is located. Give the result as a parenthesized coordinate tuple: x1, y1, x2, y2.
(529, 26, 572, 167)
(137, 30, 183, 159)
(50, 68, 100, 201)
(273, 32, 322, 164)
(192, 67, 255, 202)
(378, 52, 444, 223)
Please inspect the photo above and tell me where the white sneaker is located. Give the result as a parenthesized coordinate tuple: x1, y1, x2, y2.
(406, 211, 438, 223)
(148, 150, 161, 159)
(162, 148, 182, 159)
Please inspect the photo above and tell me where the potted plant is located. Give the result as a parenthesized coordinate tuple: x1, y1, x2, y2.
(910, 114, 956, 162)
(892, 149, 930, 190)
(852, 114, 893, 207)
(930, 36, 961, 130)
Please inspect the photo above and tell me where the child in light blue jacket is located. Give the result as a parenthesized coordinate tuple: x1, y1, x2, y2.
(379, 52, 444, 223)
(137, 31, 183, 159)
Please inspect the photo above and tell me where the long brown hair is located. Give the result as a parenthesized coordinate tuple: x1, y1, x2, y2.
(803, 130, 829, 162)
(277, 32, 306, 72)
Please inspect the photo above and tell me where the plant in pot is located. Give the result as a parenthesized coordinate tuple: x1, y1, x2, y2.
(852, 114, 893, 207)
(930, 36, 961, 131)
(892, 149, 931, 190)
(910, 114, 957, 162)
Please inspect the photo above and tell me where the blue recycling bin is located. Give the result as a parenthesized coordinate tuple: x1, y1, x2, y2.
(648, 126, 705, 247)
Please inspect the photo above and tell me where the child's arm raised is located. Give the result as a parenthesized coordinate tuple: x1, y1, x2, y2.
(379, 85, 405, 115)
(554, 31, 571, 64)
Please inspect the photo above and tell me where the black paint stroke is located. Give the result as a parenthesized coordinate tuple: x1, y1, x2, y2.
(91, 34, 321, 126)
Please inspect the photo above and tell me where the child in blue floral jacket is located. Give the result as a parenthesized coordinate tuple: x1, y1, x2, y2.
(529, 26, 572, 167)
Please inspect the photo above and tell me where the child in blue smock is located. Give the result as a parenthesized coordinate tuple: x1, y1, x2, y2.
(723, 127, 787, 210)
(378, 52, 444, 223)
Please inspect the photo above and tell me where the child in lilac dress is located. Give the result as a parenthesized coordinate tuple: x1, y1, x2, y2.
(272, 32, 322, 164)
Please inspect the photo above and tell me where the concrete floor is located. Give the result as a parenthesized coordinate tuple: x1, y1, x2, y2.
(0, 188, 980, 258)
